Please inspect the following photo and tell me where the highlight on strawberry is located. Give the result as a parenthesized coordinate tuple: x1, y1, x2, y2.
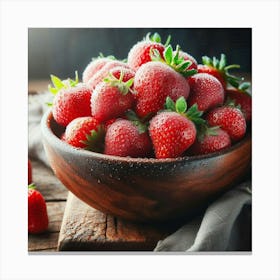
(47, 31, 251, 159)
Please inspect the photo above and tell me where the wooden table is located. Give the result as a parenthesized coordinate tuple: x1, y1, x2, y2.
(28, 159, 68, 252)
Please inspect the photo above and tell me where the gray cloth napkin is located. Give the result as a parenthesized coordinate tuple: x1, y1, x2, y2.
(154, 182, 251, 252)
(29, 91, 252, 252)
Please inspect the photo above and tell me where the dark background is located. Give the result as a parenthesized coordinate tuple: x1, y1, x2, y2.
(28, 28, 251, 80)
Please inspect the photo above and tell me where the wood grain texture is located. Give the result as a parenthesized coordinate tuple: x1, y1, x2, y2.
(31, 160, 68, 201)
(58, 192, 176, 251)
(28, 159, 67, 252)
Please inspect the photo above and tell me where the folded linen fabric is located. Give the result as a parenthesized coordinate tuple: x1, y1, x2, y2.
(154, 182, 251, 252)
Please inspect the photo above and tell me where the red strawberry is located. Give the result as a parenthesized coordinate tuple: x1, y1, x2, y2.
(134, 45, 197, 118)
(82, 54, 115, 83)
(91, 70, 135, 122)
(206, 106, 246, 142)
(65, 116, 104, 150)
(28, 159, 32, 184)
(149, 97, 204, 159)
(127, 32, 169, 70)
(175, 50, 198, 70)
(197, 53, 241, 89)
(28, 184, 49, 234)
(188, 73, 224, 112)
(104, 118, 152, 158)
(134, 63, 189, 118)
(188, 126, 231, 155)
(87, 60, 131, 90)
(108, 66, 135, 87)
(49, 73, 92, 127)
(226, 83, 252, 122)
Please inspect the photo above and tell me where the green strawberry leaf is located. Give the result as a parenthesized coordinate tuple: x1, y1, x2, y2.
(51, 75, 65, 89)
(152, 44, 197, 77)
(103, 70, 134, 95)
(175, 96, 187, 114)
(218, 54, 227, 70)
(238, 82, 251, 91)
(165, 96, 176, 111)
(125, 110, 148, 134)
(81, 126, 105, 152)
(164, 45, 173, 65)
(48, 71, 80, 95)
(164, 35, 171, 47)
(28, 183, 36, 190)
(151, 32, 161, 43)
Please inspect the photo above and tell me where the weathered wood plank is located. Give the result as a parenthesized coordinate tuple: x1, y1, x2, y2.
(28, 202, 66, 251)
(47, 201, 66, 232)
(28, 232, 59, 251)
(30, 159, 68, 201)
(58, 192, 176, 251)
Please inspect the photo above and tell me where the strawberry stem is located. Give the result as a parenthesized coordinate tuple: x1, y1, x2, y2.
(103, 70, 134, 95)
(201, 53, 243, 88)
(28, 183, 36, 190)
(151, 44, 197, 77)
(48, 71, 79, 95)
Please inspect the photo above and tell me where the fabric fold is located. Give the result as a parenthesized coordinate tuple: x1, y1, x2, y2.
(154, 182, 251, 252)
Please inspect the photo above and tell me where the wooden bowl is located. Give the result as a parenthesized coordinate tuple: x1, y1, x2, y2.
(41, 110, 251, 223)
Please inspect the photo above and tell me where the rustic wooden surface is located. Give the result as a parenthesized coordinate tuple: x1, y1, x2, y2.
(28, 159, 68, 252)
(28, 159, 177, 252)
(58, 192, 175, 251)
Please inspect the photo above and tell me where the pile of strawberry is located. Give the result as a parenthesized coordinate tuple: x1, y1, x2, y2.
(48, 32, 251, 159)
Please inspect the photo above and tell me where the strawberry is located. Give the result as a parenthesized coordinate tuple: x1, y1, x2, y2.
(127, 32, 170, 71)
(206, 106, 246, 142)
(82, 54, 115, 83)
(188, 73, 224, 112)
(149, 97, 204, 159)
(134, 45, 196, 118)
(87, 60, 131, 90)
(28, 184, 49, 234)
(49, 72, 92, 127)
(28, 159, 32, 184)
(175, 50, 198, 70)
(104, 115, 152, 158)
(188, 126, 231, 155)
(226, 82, 252, 122)
(91, 70, 135, 122)
(65, 116, 104, 151)
(197, 53, 241, 89)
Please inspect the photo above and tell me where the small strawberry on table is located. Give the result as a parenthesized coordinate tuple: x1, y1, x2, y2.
(28, 184, 49, 234)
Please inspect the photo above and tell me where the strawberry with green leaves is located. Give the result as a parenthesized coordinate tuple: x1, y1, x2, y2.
(127, 32, 171, 70)
(206, 106, 246, 142)
(82, 53, 116, 83)
(134, 45, 196, 118)
(226, 82, 252, 122)
(104, 112, 152, 158)
(149, 97, 204, 159)
(188, 73, 224, 112)
(91, 70, 135, 122)
(197, 53, 241, 89)
(175, 49, 198, 70)
(87, 60, 131, 90)
(49, 72, 92, 127)
(188, 125, 231, 155)
(65, 116, 105, 150)
(28, 184, 49, 234)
